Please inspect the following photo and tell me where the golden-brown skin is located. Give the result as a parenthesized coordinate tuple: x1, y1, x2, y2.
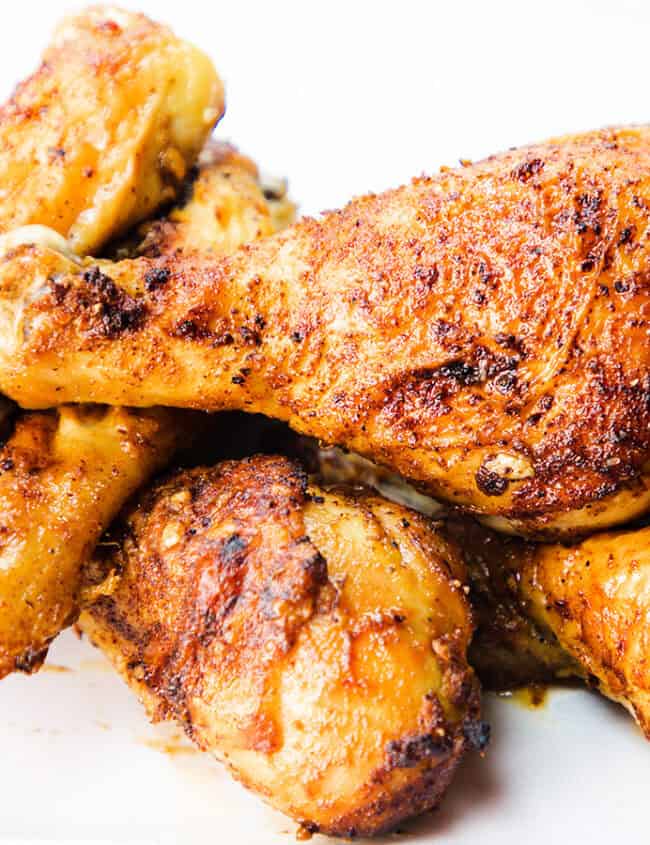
(445, 517, 581, 691)
(0, 405, 184, 679)
(286, 434, 579, 688)
(112, 141, 292, 258)
(497, 526, 650, 737)
(79, 455, 484, 837)
(0, 6, 222, 254)
(0, 148, 292, 681)
(2, 127, 649, 537)
(455, 515, 650, 736)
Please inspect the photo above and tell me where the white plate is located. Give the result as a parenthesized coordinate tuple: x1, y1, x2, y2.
(0, 630, 647, 844)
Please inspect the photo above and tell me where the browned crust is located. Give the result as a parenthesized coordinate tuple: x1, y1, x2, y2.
(5, 126, 650, 535)
(81, 454, 482, 835)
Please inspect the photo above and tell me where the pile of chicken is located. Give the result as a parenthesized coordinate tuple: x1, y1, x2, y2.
(0, 7, 648, 839)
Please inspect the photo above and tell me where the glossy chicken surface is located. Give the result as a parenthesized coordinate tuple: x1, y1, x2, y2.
(0, 149, 291, 681)
(0, 6, 222, 254)
(80, 455, 484, 836)
(113, 141, 291, 258)
(0, 405, 183, 679)
(301, 435, 650, 729)
(500, 526, 650, 736)
(453, 515, 650, 736)
(2, 127, 649, 536)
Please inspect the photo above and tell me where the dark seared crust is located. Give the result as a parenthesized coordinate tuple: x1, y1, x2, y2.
(454, 514, 650, 737)
(81, 455, 481, 835)
(4, 126, 650, 535)
(447, 517, 581, 689)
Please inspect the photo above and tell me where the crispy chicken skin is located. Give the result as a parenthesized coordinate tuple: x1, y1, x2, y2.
(498, 526, 650, 736)
(0, 147, 291, 680)
(446, 518, 581, 690)
(309, 442, 649, 733)
(0, 405, 183, 679)
(79, 455, 484, 837)
(113, 141, 291, 258)
(2, 127, 649, 536)
(0, 6, 222, 254)
(457, 517, 650, 736)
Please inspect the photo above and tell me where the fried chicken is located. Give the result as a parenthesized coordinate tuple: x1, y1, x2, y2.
(0, 405, 184, 679)
(79, 455, 484, 837)
(461, 520, 650, 737)
(0, 6, 222, 254)
(2, 127, 649, 536)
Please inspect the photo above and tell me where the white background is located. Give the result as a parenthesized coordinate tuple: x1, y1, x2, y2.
(0, 1, 649, 843)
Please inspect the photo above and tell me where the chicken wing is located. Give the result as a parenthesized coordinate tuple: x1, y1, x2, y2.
(0, 6, 222, 254)
(2, 127, 649, 537)
(0, 405, 185, 679)
(79, 455, 483, 837)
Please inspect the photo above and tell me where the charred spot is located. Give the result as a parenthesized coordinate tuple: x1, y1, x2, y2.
(83, 265, 146, 337)
(614, 278, 631, 294)
(413, 262, 440, 306)
(177, 164, 200, 207)
(0, 457, 14, 472)
(189, 476, 208, 502)
(573, 192, 603, 235)
(144, 267, 170, 291)
(512, 157, 544, 182)
(172, 319, 209, 340)
(386, 732, 452, 768)
(231, 374, 246, 385)
(414, 263, 439, 285)
(126, 659, 149, 683)
(494, 333, 525, 355)
(437, 360, 482, 386)
(239, 325, 262, 346)
(462, 718, 491, 751)
(301, 550, 328, 585)
(493, 369, 518, 395)
(477, 261, 492, 284)
(382, 350, 520, 424)
(14, 645, 48, 674)
(52, 280, 69, 304)
(220, 533, 247, 565)
(201, 594, 239, 645)
(618, 225, 634, 245)
(291, 331, 303, 342)
(476, 464, 509, 496)
(580, 258, 595, 272)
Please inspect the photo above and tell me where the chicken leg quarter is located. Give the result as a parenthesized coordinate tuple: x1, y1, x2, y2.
(1, 126, 649, 537)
